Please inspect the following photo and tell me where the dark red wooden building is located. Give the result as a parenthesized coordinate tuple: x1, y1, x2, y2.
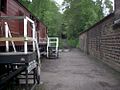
(0, 0, 47, 49)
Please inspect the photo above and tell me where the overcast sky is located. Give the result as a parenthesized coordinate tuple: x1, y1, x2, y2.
(54, 0, 64, 5)
(54, 0, 115, 14)
(54, 0, 114, 6)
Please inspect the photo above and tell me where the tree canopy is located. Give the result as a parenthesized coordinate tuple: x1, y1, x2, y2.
(20, 0, 63, 36)
(20, 0, 113, 48)
(62, 0, 113, 47)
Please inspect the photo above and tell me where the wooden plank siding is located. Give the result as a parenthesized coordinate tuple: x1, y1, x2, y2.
(0, 0, 47, 46)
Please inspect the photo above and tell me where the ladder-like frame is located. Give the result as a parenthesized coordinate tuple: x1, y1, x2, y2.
(0, 16, 40, 62)
(47, 37, 59, 58)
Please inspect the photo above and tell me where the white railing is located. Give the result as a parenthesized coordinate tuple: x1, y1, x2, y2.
(0, 16, 41, 78)
(47, 37, 59, 58)
(0, 16, 37, 52)
(0, 16, 41, 65)
(5, 22, 16, 52)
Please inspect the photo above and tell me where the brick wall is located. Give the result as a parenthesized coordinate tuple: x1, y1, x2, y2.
(79, 33, 88, 53)
(115, 0, 120, 11)
(79, 13, 120, 72)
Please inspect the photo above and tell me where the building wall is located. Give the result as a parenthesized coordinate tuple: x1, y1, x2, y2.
(79, 33, 88, 53)
(0, 0, 47, 46)
(115, 0, 120, 11)
(79, 12, 120, 71)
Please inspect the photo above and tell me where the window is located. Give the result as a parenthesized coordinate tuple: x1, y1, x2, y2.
(0, 0, 7, 13)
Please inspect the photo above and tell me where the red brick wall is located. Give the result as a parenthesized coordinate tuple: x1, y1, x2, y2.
(79, 13, 120, 72)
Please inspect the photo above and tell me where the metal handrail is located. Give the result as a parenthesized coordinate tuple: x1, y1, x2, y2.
(0, 16, 41, 64)
(47, 37, 59, 58)
(5, 22, 16, 52)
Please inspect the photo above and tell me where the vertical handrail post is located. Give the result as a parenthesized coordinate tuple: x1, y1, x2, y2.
(24, 18, 28, 53)
(5, 22, 9, 52)
(56, 38, 59, 56)
(47, 37, 49, 58)
(32, 23, 36, 52)
(5, 22, 16, 52)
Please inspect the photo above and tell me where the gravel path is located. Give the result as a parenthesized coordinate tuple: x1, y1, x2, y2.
(36, 49, 120, 90)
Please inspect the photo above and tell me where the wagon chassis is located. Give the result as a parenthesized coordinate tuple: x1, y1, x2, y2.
(0, 16, 41, 90)
(0, 63, 37, 90)
(0, 54, 38, 90)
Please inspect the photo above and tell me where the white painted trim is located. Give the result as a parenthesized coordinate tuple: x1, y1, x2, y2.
(5, 22, 9, 52)
(47, 37, 59, 58)
(24, 18, 28, 53)
(32, 23, 36, 52)
(26, 16, 34, 24)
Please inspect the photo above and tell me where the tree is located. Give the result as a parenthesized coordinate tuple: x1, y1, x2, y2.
(20, 0, 63, 36)
(20, 0, 113, 48)
(62, 0, 113, 47)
